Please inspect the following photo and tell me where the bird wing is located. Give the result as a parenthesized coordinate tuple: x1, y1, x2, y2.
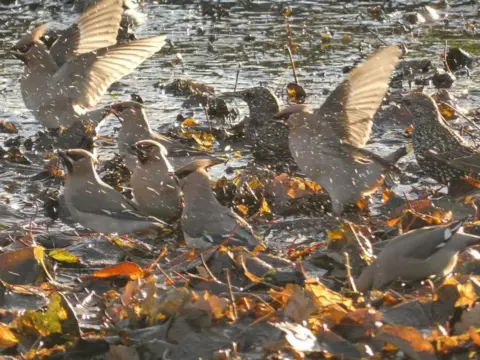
(424, 147, 480, 175)
(53, 35, 166, 109)
(385, 219, 466, 260)
(70, 181, 160, 222)
(49, 0, 123, 66)
(314, 46, 401, 148)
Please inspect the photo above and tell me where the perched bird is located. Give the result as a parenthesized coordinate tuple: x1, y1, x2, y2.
(174, 159, 260, 249)
(130, 140, 182, 221)
(220, 87, 295, 171)
(9, 0, 165, 129)
(355, 218, 480, 292)
(402, 92, 480, 198)
(108, 101, 218, 171)
(274, 46, 405, 215)
(58, 148, 165, 234)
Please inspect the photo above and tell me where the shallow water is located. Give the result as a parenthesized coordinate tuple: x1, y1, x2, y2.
(0, 0, 479, 231)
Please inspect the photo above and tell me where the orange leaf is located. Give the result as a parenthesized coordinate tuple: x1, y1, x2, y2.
(92, 261, 144, 281)
(181, 118, 198, 127)
(386, 216, 402, 227)
(236, 204, 249, 217)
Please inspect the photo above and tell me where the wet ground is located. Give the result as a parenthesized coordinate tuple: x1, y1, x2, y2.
(1, 0, 480, 359)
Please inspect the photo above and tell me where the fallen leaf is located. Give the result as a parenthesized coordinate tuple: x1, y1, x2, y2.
(49, 249, 80, 264)
(91, 261, 144, 281)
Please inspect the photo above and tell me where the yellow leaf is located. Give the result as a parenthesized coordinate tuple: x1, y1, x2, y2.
(181, 118, 198, 127)
(259, 198, 271, 215)
(233, 151, 242, 158)
(327, 229, 344, 241)
(49, 249, 80, 264)
(247, 176, 262, 191)
(0, 323, 18, 350)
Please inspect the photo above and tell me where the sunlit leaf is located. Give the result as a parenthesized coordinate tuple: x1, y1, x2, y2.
(258, 198, 271, 215)
(181, 118, 198, 127)
(236, 204, 249, 216)
(327, 229, 344, 241)
(0, 323, 18, 350)
(341, 33, 352, 43)
(15, 292, 73, 337)
(91, 261, 144, 281)
(49, 249, 80, 264)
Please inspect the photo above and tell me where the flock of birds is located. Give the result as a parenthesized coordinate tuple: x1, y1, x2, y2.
(8, 0, 480, 292)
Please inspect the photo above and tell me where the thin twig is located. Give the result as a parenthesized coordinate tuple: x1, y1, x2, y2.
(226, 269, 238, 321)
(285, 45, 298, 84)
(443, 40, 452, 73)
(366, 27, 389, 46)
(343, 252, 358, 292)
(438, 101, 480, 133)
(200, 253, 219, 282)
(234, 63, 241, 92)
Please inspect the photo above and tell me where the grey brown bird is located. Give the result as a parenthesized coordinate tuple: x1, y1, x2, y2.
(10, 0, 165, 129)
(58, 149, 165, 234)
(402, 92, 480, 198)
(174, 159, 260, 249)
(220, 87, 296, 171)
(130, 140, 182, 221)
(355, 218, 480, 292)
(108, 101, 218, 171)
(274, 46, 405, 215)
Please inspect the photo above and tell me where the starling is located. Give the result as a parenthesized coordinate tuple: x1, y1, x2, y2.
(220, 87, 296, 171)
(402, 92, 480, 197)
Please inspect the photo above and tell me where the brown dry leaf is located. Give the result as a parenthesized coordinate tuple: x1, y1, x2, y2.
(376, 324, 436, 359)
(269, 284, 299, 308)
(284, 285, 314, 323)
(435, 277, 479, 308)
(334, 308, 382, 339)
(306, 282, 353, 310)
(0, 246, 46, 285)
(404, 125, 413, 134)
(91, 261, 144, 281)
(191, 292, 229, 320)
(0, 323, 18, 350)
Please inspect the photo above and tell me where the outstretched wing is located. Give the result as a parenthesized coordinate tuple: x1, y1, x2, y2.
(50, 0, 123, 65)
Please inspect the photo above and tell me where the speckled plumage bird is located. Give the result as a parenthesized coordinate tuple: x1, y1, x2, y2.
(220, 87, 296, 171)
(274, 46, 405, 215)
(402, 93, 480, 197)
